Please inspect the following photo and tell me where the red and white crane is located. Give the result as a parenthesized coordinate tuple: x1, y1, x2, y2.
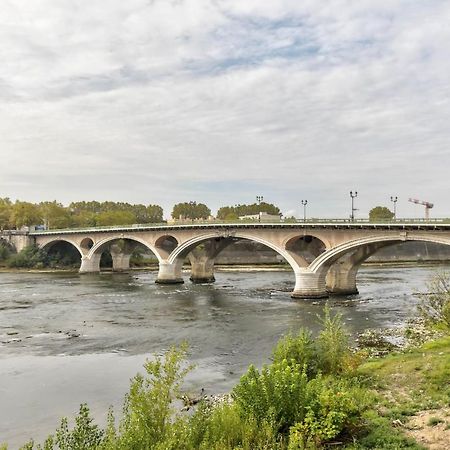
(408, 198, 434, 220)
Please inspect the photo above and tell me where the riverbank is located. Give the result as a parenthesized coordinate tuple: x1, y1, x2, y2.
(356, 335, 450, 449)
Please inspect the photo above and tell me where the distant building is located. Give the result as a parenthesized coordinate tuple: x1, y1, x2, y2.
(238, 212, 282, 222)
(167, 215, 216, 225)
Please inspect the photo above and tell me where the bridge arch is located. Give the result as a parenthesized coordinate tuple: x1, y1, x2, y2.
(41, 238, 83, 257)
(310, 234, 450, 274)
(168, 231, 301, 274)
(87, 235, 163, 263)
(284, 234, 328, 267)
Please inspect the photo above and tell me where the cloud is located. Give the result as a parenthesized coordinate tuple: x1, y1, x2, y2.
(0, 0, 449, 218)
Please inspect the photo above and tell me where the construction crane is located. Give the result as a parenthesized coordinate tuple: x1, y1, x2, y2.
(408, 198, 434, 220)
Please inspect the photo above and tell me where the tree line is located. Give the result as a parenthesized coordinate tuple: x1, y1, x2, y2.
(0, 198, 283, 230)
(0, 196, 403, 230)
(0, 199, 163, 230)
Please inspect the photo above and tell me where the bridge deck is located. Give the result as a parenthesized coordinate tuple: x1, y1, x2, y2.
(28, 221, 450, 236)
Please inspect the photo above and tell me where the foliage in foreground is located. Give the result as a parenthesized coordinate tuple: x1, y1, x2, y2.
(418, 271, 450, 332)
(8, 305, 449, 450)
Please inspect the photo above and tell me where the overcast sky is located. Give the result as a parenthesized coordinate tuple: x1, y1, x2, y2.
(0, 0, 449, 219)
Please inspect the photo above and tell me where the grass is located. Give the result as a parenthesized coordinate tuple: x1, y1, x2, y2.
(348, 336, 450, 448)
(359, 336, 450, 411)
(427, 416, 444, 426)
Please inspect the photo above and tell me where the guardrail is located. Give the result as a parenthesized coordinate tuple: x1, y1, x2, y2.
(20, 217, 450, 235)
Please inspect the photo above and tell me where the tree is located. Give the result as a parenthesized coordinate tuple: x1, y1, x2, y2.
(132, 204, 163, 223)
(39, 201, 72, 229)
(10, 201, 42, 229)
(369, 206, 394, 222)
(96, 211, 136, 226)
(418, 272, 450, 331)
(217, 202, 281, 219)
(172, 201, 211, 220)
(0, 198, 12, 229)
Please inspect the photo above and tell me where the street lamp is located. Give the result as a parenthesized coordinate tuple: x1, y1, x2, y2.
(350, 191, 358, 221)
(256, 195, 264, 222)
(390, 196, 398, 220)
(301, 200, 308, 222)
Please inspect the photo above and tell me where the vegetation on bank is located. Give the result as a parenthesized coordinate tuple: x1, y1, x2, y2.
(2, 275, 449, 450)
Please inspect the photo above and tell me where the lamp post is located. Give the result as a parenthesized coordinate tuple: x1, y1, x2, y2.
(350, 191, 358, 221)
(301, 200, 308, 222)
(390, 196, 398, 220)
(256, 195, 264, 222)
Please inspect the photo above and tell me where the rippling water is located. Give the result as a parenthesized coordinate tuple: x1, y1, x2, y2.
(0, 265, 447, 447)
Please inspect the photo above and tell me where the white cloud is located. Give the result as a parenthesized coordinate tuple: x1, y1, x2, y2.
(0, 0, 449, 218)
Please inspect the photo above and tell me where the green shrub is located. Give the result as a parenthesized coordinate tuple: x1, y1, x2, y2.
(187, 402, 281, 449)
(316, 306, 353, 375)
(273, 306, 359, 378)
(114, 343, 192, 449)
(7, 245, 49, 268)
(54, 404, 103, 450)
(233, 360, 365, 446)
(233, 360, 309, 433)
(19, 405, 102, 450)
(418, 272, 450, 332)
(287, 378, 363, 449)
(272, 329, 317, 376)
(0, 240, 12, 261)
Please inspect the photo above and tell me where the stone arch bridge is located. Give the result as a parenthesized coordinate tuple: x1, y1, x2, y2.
(7, 222, 450, 299)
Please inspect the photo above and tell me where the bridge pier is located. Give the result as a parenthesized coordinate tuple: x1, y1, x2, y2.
(79, 255, 101, 273)
(190, 258, 215, 283)
(326, 263, 358, 295)
(291, 270, 328, 299)
(155, 261, 184, 284)
(111, 252, 132, 272)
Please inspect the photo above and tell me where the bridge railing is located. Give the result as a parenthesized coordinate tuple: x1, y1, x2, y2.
(22, 217, 450, 234)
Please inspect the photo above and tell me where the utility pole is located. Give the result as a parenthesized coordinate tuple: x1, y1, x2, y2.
(301, 200, 308, 222)
(256, 195, 263, 223)
(350, 191, 358, 221)
(390, 196, 398, 220)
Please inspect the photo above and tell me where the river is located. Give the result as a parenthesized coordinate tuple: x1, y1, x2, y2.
(0, 265, 447, 447)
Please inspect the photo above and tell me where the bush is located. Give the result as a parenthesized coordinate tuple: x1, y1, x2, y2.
(316, 306, 354, 375)
(233, 360, 364, 447)
(272, 306, 358, 377)
(114, 343, 192, 449)
(0, 240, 12, 261)
(418, 272, 450, 332)
(7, 245, 49, 268)
(272, 329, 317, 376)
(188, 402, 281, 449)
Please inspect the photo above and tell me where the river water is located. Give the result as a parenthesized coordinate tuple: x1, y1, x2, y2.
(0, 265, 447, 447)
